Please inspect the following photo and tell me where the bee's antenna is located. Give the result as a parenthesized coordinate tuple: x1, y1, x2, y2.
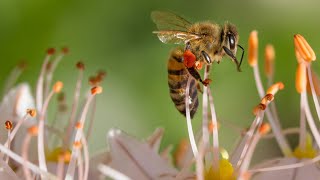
(237, 44, 245, 68)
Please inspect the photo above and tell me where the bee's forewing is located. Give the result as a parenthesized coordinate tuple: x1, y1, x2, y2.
(151, 11, 192, 31)
(153, 31, 201, 44)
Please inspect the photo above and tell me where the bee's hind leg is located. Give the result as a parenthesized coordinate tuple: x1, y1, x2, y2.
(196, 83, 203, 94)
(187, 67, 211, 86)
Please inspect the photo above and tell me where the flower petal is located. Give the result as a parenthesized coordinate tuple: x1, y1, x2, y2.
(147, 128, 164, 153)
(106, 128, 178, 180)
(252, 158, 320, 180)
(0, 160, 20, 180)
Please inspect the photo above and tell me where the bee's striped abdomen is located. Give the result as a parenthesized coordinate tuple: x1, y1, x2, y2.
(167, 48, 199, 118)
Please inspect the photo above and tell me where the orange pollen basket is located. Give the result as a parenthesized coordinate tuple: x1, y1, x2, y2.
(183, 50, 196, 68)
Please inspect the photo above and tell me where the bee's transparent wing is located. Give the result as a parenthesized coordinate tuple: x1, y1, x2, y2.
(151, 11, 192, 31)
(153, 31, 201, 44)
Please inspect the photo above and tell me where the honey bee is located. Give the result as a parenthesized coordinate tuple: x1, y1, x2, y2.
(151, 11, 244, 118)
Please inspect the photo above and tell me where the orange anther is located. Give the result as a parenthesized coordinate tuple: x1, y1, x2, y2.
(202, 79, 212, 86)
(241, 171, 251, 180)
(173, 139, 188, 168)
(61, 47, 69, 54)
(259, 122, 271, 135)
(248, 31, 258, 67)
(53, 81, 63, 93)
(18, 61, 27, 70)
(266, 82, 284, 95)
(264, 94, 274, 102)
(76, 61, 85, 70)
(260, 97, 268, 105)
(296, 63, 307, 93)
(253, 103, 266, 116)
(183, 50, 196, 68)
(89, 76, 98, 86)
(62, 151, 71, 163)
(47, 48, 56, 55)
(75, 122, 83, 129)
(26, 109, 37, 117)
(91, 86, 103, 95)
(5, 120, 13, 130)
(208, 121, 220, 134)
(295, 47, 304, 64)
(97, 70, 106, 79)
(264, 44, 275, 77)
(73, 141, 82, 148)
(28, 126, 38, 136)
(294, 34, 316, 62)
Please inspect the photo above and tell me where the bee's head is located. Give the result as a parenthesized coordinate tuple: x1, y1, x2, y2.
(222, 22, 244, 72)
(223, 22, 239, 54)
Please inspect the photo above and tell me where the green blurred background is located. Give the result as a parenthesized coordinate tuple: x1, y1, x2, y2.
(0, 0, 319, 161)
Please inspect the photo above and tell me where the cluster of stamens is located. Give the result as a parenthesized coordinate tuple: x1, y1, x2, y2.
(0, 47, 105, 179)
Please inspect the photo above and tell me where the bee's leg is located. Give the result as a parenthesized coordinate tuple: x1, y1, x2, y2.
(201, 51, 212, 64)
(196, 83, 203, 94)
(187, 67, 211, 86)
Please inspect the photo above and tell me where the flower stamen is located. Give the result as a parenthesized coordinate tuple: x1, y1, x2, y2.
(294, 34, 316, 62)
(248, 31, 292, 156)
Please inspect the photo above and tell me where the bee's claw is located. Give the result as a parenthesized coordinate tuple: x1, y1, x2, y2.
(201, 78, 212, 86)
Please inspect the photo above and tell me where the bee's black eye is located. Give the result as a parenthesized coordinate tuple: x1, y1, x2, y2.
(228, 34, 236, 50)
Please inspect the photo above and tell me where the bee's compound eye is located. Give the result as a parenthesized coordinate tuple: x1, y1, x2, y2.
(228, 34, 236, 50)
